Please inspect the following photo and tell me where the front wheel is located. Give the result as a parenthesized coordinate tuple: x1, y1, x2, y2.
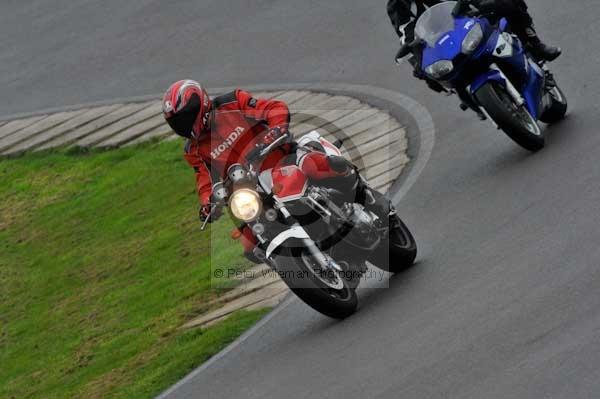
(475, 82, 545, 152)
(539, 84, 568, 124)
(272, 239, 358, 319)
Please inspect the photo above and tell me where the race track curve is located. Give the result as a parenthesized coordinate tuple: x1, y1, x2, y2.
(4, 1, 600, 398)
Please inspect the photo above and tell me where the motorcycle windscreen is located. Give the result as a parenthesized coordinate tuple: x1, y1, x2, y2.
(415, 1, 458, 48)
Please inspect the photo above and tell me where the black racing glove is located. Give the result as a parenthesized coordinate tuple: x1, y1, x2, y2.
(263, 126, 287, 145)
(426, 79, 447, 93)
(199, 204, 222, 224)
(408, 55, 426, 80)
(413, 67, 426, 80)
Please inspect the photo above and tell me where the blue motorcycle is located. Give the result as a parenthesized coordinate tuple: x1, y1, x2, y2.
(404, 0, 568, 151)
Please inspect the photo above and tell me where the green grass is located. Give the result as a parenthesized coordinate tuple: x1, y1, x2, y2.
(0, 140, 269, 399)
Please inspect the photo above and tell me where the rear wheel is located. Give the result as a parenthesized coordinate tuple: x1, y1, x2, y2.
(540, 84, 568, 124)
(272, 239, 358, 319)
(369, 214, 417, 273)
(475, 82, 544, 152)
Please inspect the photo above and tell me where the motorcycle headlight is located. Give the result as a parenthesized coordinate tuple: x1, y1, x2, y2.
(425, 60, 454, 80)
(461, 23, 483, 54)
(229, 189, 262, 222)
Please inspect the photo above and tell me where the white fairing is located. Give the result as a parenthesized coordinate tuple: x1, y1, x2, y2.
(298, 130, 342, 157)
(528, 58, 545, 78)
(494, 32, 515, 58)
(320, 138, 343, 157)
(266, 226, 310, 258)
(258, 169, 274, 194)
(297, 130, 323, 147)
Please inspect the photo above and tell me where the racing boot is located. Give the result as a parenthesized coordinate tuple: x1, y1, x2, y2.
(322, 155, 392, 219)
(325, 156, 361, 200)
(326, 155, 390, 216)
(522, 26, 562, 62)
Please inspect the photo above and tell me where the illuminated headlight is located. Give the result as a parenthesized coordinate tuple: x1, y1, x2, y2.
(229, 189, 262, 222)
(425, 60, 454, 79)
(461, 23, 484, 54)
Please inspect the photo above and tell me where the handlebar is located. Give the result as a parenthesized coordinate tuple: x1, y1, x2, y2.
(395, 38, 423, 62)
(246, 132, 292, 164)
(200, 203, 220, 231)
(259, 133, 291, 158)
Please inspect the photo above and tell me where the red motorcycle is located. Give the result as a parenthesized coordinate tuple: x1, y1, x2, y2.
(205, 131, 417, 318)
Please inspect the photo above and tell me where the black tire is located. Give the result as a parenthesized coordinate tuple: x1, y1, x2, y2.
(272, 239, 358, 319)
(539, 84, 568, 124)
(369, 214, 417, 273)
(475, 82, 545, 152)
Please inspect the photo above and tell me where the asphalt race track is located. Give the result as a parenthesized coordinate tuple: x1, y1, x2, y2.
(4, 0, 600, 398)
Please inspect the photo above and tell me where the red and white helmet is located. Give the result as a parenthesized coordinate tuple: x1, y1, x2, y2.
(162, 80, 212, 139)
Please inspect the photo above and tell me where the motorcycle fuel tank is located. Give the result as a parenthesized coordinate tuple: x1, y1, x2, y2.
(270, 165, 308, 202)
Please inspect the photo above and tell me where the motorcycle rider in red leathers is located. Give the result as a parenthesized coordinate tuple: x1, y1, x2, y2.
(162, 80, 361, 261)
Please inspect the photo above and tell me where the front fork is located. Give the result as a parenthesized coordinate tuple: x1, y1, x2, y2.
(457, 87, 488, 121)
(465, 63, 528, 128)
(264, 205, 342, 273)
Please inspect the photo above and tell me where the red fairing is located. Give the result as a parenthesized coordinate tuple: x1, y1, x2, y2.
(271, 165, 308, 201)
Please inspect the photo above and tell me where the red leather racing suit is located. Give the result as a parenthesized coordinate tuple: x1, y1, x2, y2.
(183, 89, 347, 253)
(183, 89, 292, 207)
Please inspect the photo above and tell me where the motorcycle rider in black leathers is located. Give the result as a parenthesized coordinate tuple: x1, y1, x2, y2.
(388, 0, 561, 91)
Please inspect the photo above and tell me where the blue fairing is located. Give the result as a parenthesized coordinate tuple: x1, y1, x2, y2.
(469, 29, 525, 92)
(499, 17, 508, 32)
(420, 11, 545, 122)
(522, 60, 545, 118)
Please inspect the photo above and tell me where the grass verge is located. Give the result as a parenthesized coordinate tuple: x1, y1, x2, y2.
(0, 139, 269, 399)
